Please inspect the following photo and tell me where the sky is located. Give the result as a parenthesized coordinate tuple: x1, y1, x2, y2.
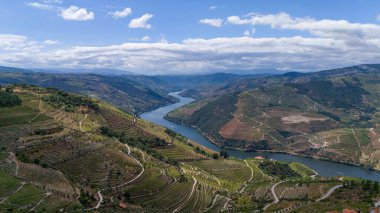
(1, 0, 380, 74)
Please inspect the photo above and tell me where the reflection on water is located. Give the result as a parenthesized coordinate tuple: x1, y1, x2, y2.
(140, 92, 380, 181)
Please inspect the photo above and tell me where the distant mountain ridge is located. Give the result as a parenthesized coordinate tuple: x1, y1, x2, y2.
(0, 67, 175, 114)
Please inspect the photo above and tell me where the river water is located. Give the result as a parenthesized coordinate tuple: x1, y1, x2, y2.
(140, 92, 380, 181)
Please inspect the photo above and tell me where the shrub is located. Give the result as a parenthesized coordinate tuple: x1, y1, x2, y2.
(0, 92, 22, 107)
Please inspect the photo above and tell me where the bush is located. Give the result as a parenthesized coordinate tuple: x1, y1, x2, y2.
(43, 88, 99, 111)
(220, 150, 229, 158)
(0, 92, 22, 107)
(259, 161, 300, 179)
(212, 153, 219, 159)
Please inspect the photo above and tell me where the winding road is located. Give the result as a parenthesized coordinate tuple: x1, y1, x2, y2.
(79, 114, 88, 132)
(111, 143, 145, 189)
(316, 184, 343, 201)
(239, 160, 254, 193)
(263, 181, 285, 210)
(172, 176, 197, 213)
(86, 142, 145, 210)
(86, 191, 103, 210)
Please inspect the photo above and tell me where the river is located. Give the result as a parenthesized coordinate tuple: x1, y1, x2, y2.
(140, 91, 380, 181)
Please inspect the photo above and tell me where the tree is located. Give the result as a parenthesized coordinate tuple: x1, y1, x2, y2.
(0, 92, 22, 107)
(220, 150, 229, 159)
(374, 181, 379, 193)
(212, 153, 219, 159)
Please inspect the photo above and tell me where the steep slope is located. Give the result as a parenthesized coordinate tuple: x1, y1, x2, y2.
(167, 64, 380, 170)
(1, 84, 378, 212)
(0, 68, 176, 114)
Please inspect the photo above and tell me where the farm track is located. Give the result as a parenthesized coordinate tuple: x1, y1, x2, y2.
(86, 191, 103, 210)
(202, 194, 219, 212)
(239, 160, 254, 193)
(111, 143, 144, 189)
(79, 114, 88, 132)
(0, 182, 26, 204)
(263, 181, 285, 210)
(29, 192, 51, 212)
(316, 184, 343, 201)
(310, 170, 318, 179)
(85, 142, 144, 210)
(336, 134, 341, 143)
(29, 100, 43, 123)
(172, 176, 197, 213)
(370, 128, 380, 143)
(351, 129, 362, 151)
(9, 152, 20, 177)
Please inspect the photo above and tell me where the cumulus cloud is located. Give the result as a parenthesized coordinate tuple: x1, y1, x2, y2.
(129, 14, 153, 29)
(109, 7, 132, 19)
(1, 13, 380, 74)
(0, 34, 43, 52)
(1, 32, 380, 74)
(60, 6, 94, 21)
(199, 18, 224, 27)
(141, 36, 151, 41)
(243, 29, 256, 37)
(27, 2, 55, 10)
(226, 12, 380, 40)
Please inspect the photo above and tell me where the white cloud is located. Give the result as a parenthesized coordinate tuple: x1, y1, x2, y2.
(2, 13, 380, 74)
(44, 40, 59, 45)
(60, 6, 94, 21)
(129, 14, 153, 29)
(243, 29, 256, 37)
(209, 5, 224, 11)
(227, 12, 380, 40)
(1, 33, 380, 74)
(27, 2, 55, 10)
(109, 7, 132, 19)
(159, 37, 168, 44)
(209, 6, 218, 10)
(199, 18, 224, 27)
(0, 34, 43, 52)
(227, 15, 252, 25)
(141, 36, 151, 41)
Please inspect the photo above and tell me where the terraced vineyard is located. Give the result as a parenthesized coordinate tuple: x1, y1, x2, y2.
(0, 84, 379, 212)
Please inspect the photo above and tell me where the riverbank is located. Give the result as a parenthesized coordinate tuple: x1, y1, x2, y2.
(140, 91, 380, 181)
(165, 114, 377, 172)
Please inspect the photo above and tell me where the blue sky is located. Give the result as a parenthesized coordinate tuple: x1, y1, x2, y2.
(1, 0, 380, 74)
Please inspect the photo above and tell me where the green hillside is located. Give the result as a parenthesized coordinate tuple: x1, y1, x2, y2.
(0, 84, 378, 212)
(167, 64, 380, 170)
(0, 69, 176, 114)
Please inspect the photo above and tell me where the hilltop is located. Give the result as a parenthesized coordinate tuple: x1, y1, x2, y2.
(167, 64, 380, 170)
(0, 67, 176, 114)
(0, 84, 379, 212)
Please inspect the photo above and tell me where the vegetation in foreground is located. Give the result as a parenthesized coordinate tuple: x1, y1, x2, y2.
(0, 84, 379, 212)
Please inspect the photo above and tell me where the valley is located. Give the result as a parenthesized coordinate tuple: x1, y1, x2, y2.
(1, 84, 379, 212)
(142, 92, 380, 181)
(2, 1, 380, 212)
(167, 64, 380, 172)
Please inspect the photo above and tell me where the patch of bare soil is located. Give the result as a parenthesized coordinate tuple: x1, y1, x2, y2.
(219, 118, 255, 141)
(281, 114, 327, 124)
